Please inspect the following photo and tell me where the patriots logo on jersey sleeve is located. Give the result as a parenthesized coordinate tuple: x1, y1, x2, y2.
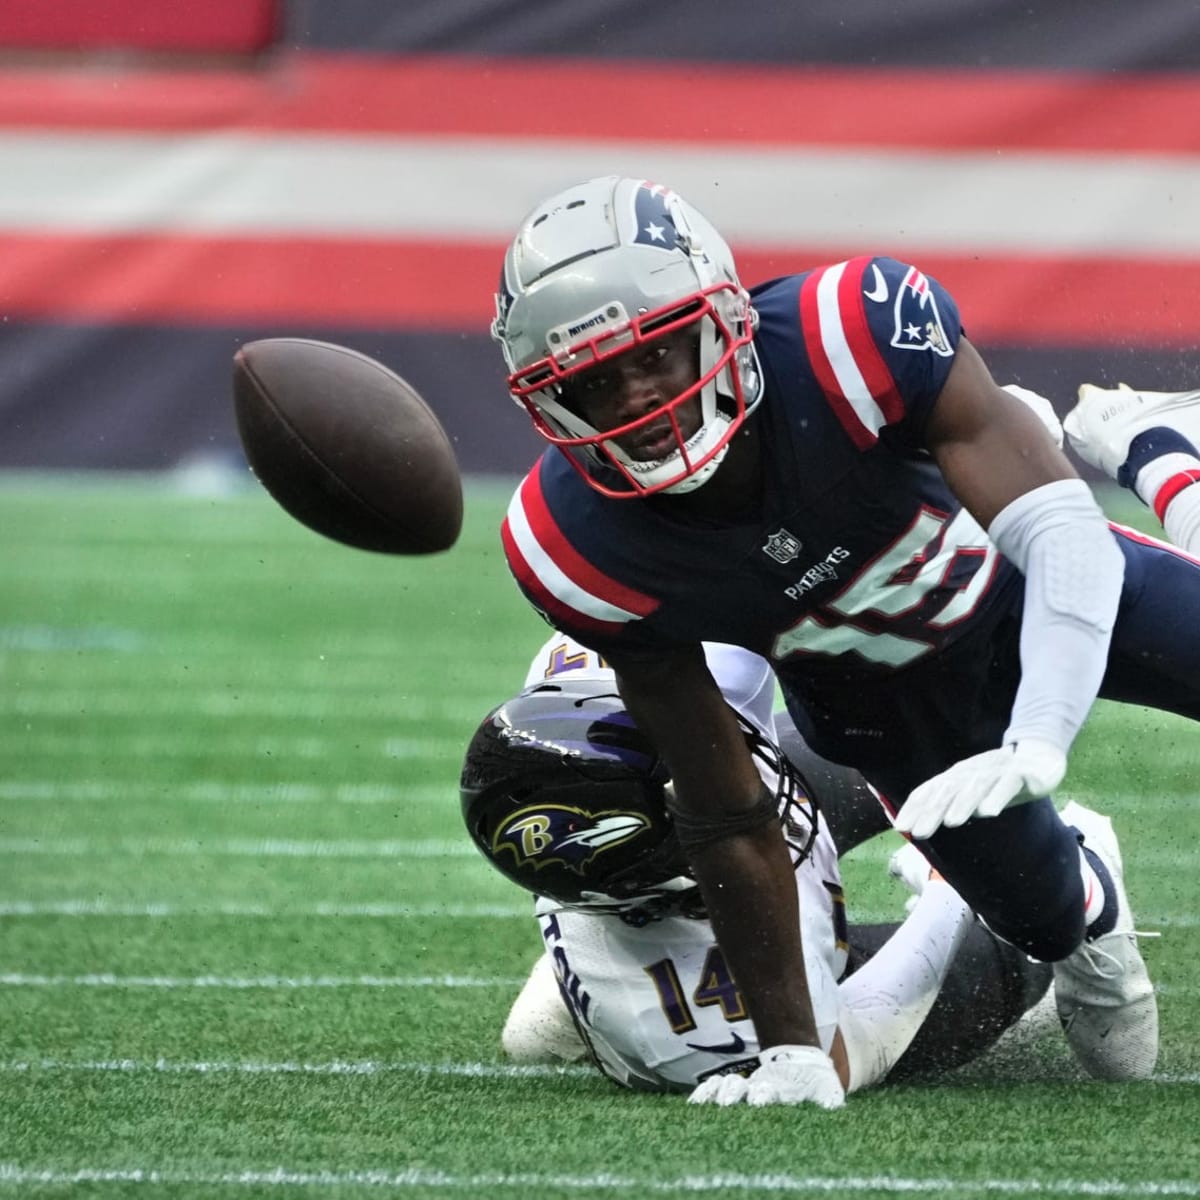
(492, 804, 651, 875)
(891, 266, 953, 357)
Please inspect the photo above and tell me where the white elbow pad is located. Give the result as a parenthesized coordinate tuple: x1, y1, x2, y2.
(987, 479, 1124, 749)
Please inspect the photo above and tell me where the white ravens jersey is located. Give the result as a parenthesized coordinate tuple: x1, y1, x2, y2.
(522, 633, 778, 743)
(522, 633, 847, 1091)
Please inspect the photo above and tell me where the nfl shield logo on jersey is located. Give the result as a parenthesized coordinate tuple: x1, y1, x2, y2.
(762, 528, 802, 564)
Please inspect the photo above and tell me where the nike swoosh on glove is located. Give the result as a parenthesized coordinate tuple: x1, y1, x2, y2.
(688, 1045, 845, 1109)
(894, 738, 1067, 841)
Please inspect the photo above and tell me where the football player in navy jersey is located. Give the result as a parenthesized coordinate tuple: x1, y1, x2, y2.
(490, 176, 1193, 1105)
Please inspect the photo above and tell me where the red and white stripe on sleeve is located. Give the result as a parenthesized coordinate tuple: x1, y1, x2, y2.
(501, 468, 661, 639)
(799, 255, 905, 449)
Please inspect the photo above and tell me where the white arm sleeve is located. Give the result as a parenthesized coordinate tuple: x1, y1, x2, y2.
(987, 478, 1125, 752)
(838, 881, 973, 1092)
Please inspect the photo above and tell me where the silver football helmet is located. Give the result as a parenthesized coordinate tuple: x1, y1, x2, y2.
(492, 176, 763, 498)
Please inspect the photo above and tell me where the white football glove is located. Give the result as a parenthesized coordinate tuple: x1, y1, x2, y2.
(688, 1045, 845, 1109)
(893, 738, 1067, 841)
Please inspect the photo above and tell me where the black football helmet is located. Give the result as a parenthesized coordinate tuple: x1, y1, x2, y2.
(459, 679, 815, 915)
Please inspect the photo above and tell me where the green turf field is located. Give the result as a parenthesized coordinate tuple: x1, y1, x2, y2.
(1, 474, 1197, 1199)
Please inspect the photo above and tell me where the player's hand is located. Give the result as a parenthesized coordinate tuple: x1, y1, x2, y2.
(687, 1045, 846, 1109)
(894, 739, 1067, 840)
(888, 841, 936, 902)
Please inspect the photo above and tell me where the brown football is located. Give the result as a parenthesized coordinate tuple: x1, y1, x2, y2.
(232, 338, 463, 554)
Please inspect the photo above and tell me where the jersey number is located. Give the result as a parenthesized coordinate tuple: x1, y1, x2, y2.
(771, 506, 998, 668)
(644, 947, 747, 1033)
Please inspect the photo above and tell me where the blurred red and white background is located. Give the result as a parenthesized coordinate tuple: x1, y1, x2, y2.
(2, 0, 1199, 476)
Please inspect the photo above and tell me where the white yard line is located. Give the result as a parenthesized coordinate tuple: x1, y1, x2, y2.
(0, 899, 1193, 928)
(0, 974, 1190, 995)
(0, 734, 462, 759)
(8, 834, 1200, 874)
(3, 781, 1193, 809)
(0, 779, 451, 805)
(0, 836, 477, 858)
(0, 1057, 589, 1078)
(0, 900, 527, 918)
(0, 734, 337, 760)
(0, 689, 485, 722)
(1, 1161, 1198, 1195)
(1, 1056, 1194, 1086)
(0, 973, 526, 988)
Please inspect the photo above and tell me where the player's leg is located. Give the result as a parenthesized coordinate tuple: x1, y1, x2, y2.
(1065, 382, 1200, 554)
(1101, 527, 1200, 718)
(783, 607, 1161, 1083)
(833, 874, 974, 1091)
(911, 797, 1087, 958)
(785, 625, 1099, 966)
(845, 842, 1053, 1082)
(893, 792, 1156, 1080)
(903, 532, 1199, 1081)
(500, 950, 586, 1064)
(776, 706, 1056, 1085)
(844, 921, 1052, 1083)
(911, 786, 1156, 1069)
(773, 709, 892, 854)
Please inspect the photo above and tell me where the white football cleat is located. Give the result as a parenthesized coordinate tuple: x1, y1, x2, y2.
(501, 953, 587, 1064)
(1064, 382, 1200, 479)
(1052, 801, 1158, 1081)
(1002, 383, 1064, 447)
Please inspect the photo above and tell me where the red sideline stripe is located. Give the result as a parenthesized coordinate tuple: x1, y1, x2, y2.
(0, 53, 1199, 153)
(0, 0, 278, 53)
(516, 471, 660, 619)
(0, 233, 495, 329)
(1, 231, 1198, 346)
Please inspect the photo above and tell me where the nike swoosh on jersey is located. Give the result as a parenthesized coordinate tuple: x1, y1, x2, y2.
(685, 1031, 748, 1055)
(863, 263, 888, 303)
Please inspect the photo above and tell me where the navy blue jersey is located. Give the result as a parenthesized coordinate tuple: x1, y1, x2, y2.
(502, 255, 1021, 689)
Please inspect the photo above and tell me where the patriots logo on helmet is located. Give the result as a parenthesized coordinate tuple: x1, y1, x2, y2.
(632, 182, 687, 252)
(492, 803, 651, 875)
(890, 265, 953, 357)
(492, 265, 516, 340)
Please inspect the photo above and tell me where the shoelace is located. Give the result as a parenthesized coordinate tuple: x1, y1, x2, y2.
(1072, 938, 1125, 981)
(1073, 929, 1160, 981)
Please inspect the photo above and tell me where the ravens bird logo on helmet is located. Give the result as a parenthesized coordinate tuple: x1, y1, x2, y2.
(492, 803, 652, 876)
